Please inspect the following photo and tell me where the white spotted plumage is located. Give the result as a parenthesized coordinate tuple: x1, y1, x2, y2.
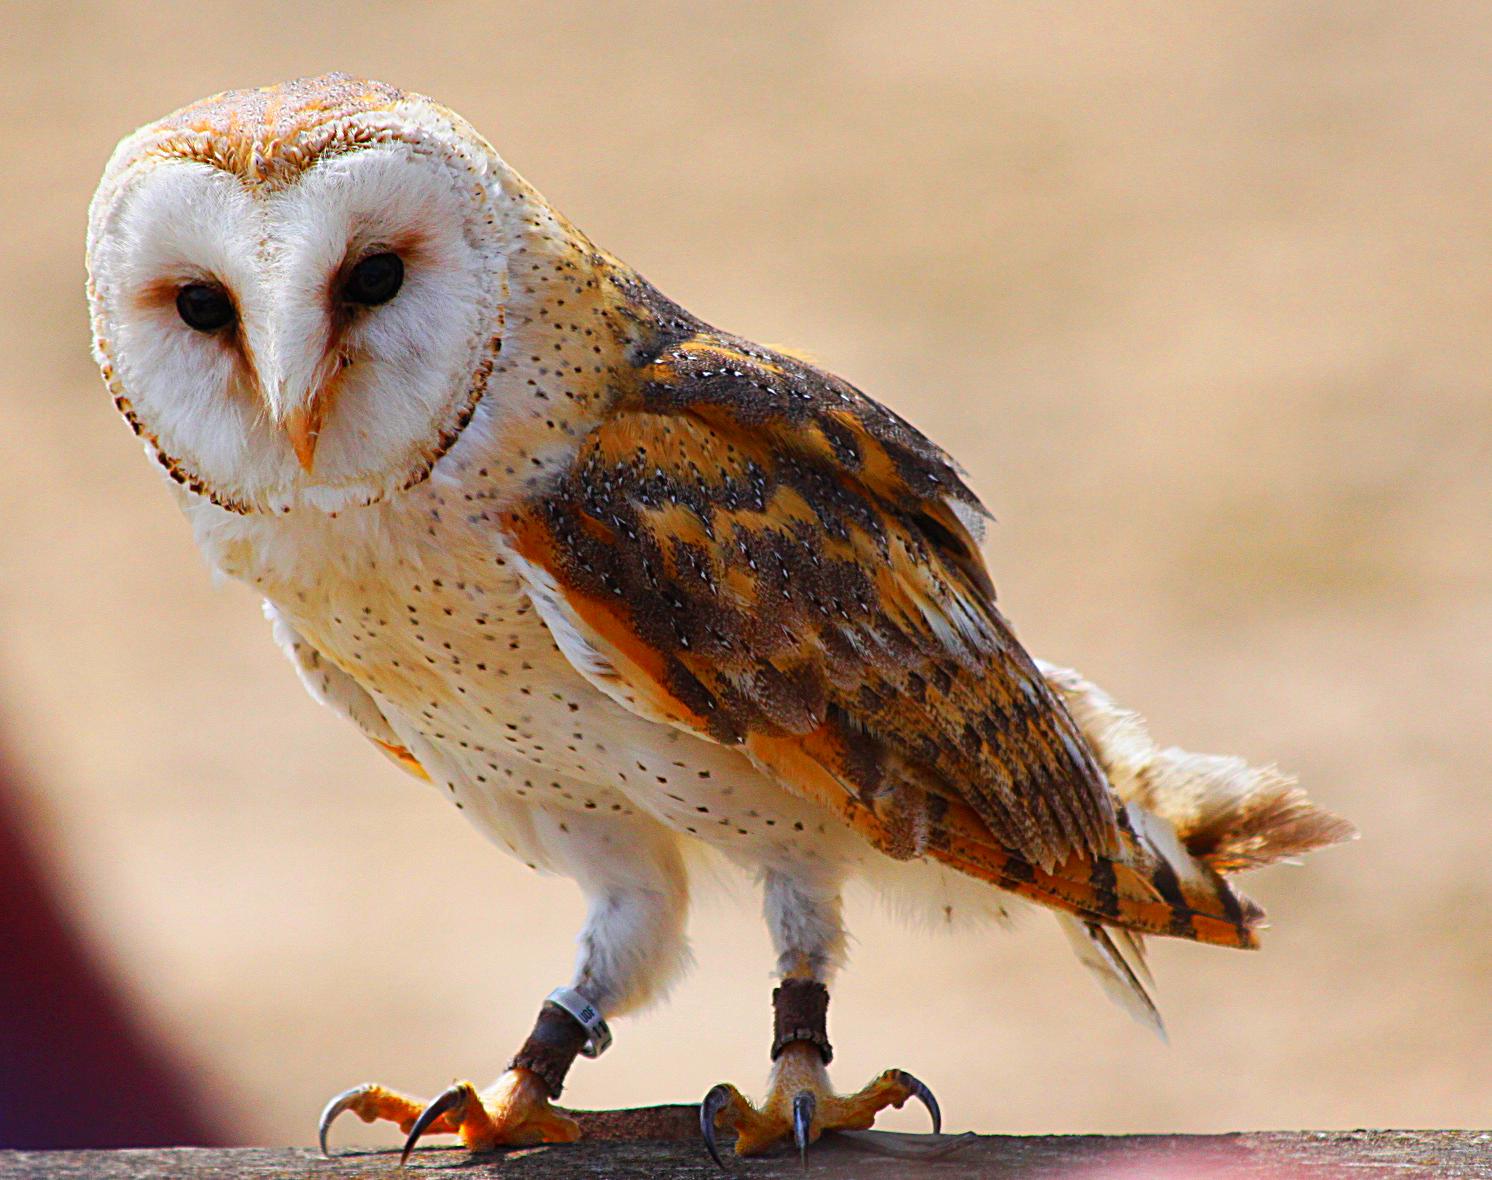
(87, 74, 1352, 1154)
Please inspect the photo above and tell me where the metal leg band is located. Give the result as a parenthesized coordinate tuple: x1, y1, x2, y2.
(546, 985, 613, 1059)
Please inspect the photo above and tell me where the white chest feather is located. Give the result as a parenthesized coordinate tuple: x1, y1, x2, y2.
(192, 480, 852, 875)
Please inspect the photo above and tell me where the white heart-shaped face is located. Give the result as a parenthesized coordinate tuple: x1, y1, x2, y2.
(88, 126, 507, 515)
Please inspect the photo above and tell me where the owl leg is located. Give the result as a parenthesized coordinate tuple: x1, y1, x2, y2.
(319, 810, 691, 1158)
(699, 868, 941, 1164)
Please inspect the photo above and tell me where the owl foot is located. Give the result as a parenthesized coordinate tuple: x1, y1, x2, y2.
(698, 1042, 939, 1166)
(318, 1068, 581, 1160)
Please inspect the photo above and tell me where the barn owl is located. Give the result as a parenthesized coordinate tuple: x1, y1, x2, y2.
(86, 75, 1353, 1163)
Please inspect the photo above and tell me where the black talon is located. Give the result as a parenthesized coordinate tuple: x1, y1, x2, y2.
(317, 1084, 371, 1158)
(792, 1090, 815, 1170)
(399, 1082, 469, 1166)
(895, 1071, 941, 1135)
(699, 1084, 733, 1170)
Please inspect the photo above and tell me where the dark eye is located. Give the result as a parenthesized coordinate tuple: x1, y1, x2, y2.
(343, 252, 404, 306)
(176, 282, 236, 332)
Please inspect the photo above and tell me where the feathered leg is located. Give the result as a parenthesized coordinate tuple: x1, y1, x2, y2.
(320, 808, 691, 1158)
(699, 867, 940, 1164)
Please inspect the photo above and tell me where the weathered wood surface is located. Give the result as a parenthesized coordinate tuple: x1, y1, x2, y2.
(3, 1113, 1490, 1180)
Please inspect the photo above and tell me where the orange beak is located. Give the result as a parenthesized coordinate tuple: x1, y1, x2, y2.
(284, 400, 324, 474)
(268, 339, 344, 476)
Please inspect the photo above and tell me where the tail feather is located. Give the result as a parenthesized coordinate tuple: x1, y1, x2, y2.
(1057, 915, 1165, 1038)
(1041, 661, 1356, 873)
(1037, 660, 1356, 1027)
(1113, 926, 1153, 988)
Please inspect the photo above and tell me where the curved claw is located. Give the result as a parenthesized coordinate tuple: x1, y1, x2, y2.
(699, 1083, 733, 1170)
(792, 1090, 816, 1170)
(399, 1082, 470, 1166)
(895, 1070, 941, 1135)
(318, 1084, 372, 1158)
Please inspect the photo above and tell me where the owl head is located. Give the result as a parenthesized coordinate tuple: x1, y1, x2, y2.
(86, 74, 514, 515)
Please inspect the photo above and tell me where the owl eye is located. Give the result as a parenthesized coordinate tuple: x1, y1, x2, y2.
(175, 282, 236, 333)
(343, 252, 404, 307)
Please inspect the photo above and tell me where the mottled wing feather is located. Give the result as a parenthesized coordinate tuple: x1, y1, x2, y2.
(506, 331, 1116, 872)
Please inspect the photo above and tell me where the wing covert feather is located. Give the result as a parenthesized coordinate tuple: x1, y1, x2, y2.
(505, 332, 1117, 871)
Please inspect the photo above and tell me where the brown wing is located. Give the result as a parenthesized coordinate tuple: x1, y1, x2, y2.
(506, 330, 1118, 873)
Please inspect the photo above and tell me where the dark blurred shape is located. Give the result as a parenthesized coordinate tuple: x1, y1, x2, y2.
(0, 745, 222, 1148)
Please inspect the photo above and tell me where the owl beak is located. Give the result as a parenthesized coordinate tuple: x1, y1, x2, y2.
(283, 401, 324, 474)
(266, 342, 341, 475)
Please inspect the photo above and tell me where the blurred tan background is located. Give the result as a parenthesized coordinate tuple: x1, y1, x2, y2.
(1, 0, 1488, 1148)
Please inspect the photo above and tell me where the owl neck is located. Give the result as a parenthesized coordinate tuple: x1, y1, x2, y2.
(468, 185, 710, 496)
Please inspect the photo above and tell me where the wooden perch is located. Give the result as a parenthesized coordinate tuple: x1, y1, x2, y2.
(2, 1108, 1489, 1179)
